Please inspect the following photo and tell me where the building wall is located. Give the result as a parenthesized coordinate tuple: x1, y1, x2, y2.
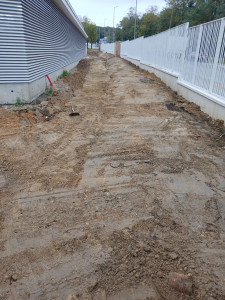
(0, 0, 87, 104)
(0, 1, 29, 83)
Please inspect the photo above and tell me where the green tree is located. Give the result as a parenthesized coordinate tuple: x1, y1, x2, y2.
(82, 17, 98, 48)
(139, 7, 159, 37)
(213, 0, 225, 19)
(115, 27, 122, 41)
(164, 0, 225, 27)
(88, 24, 98, 48)
(158, 8, 173, 32)
(190, 0, 225, 26)
(119, 8, 141, 41)
(164, 0, 190, 28)
(94, 0, 225, 45)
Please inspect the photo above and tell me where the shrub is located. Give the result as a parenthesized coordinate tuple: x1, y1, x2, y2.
(57, 70, 70, 80)
(46, 87, 53, 96)
(15, 97, 25, 106)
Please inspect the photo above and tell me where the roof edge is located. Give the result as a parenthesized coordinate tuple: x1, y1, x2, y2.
(52, 0, 88, 39)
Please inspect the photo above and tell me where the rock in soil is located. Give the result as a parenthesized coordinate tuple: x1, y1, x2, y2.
(168, 272, 193, 296)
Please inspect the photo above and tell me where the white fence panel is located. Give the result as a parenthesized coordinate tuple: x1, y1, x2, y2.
(88, 43, 98, 49)
(180, 18, 225, 101)
(212, 21, 225, 98)
(180, 25, 200, 83)
(124, 36, 144, 61)
(120, 40, 130, 57)
(120, 23, 189, 76)
(102, 18, 225, 104)
(101, 43, 115, 54)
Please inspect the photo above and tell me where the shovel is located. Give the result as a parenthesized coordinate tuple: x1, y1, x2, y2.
(69, 103, 80, 116)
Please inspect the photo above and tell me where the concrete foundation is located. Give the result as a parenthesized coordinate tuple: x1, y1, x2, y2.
(121, 55, 225, 122)
(0, 60, 80, 104)
(178, 80, 225, 121)
(140, 63, 179, 93)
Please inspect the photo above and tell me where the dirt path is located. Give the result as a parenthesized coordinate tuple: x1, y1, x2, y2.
(0, 51, 225, 300)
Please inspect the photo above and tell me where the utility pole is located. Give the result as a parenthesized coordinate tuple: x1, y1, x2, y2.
(113, 6, 118, 42)
(134, 0, 137, 39)
(169, 4, 174, 29)
(104, 19, 107, 42)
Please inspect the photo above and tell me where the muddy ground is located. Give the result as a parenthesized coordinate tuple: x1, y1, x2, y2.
(0, 50, 225, 300)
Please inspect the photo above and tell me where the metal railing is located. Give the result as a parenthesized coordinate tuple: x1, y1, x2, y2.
(101, 18, 225, 103)
(180, 18, 225, 100)
(141, 23, 189, 75)
(102, 23, 189, 76)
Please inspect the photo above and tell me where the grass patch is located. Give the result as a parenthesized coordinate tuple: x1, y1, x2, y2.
(46, 87, 53, 96)
(15, 97, 25, 106)
(57, 70, 70, 80)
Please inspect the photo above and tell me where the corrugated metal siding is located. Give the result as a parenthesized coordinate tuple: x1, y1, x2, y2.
(0, 1, 29, 82)
(0, 0, 86, 83)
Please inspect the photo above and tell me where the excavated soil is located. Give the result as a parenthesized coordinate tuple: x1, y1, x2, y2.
(0, 50, 225, 300)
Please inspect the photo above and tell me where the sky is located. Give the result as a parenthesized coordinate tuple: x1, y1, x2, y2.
(70, 0, 167, 27)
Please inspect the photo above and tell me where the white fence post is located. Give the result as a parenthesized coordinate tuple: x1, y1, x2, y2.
(209, 18, 225, 92)
(179, 22, 189, 77)
(191, 24, 203, 84)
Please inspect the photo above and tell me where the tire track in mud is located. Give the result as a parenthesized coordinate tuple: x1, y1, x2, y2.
(0, 51, 225, 299)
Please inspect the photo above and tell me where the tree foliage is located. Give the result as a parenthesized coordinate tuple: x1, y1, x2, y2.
(114, 0, 225, 41)
(139, 7, 159, 37)
(83, 1, 224, 44)
(157, 8, 173, 32)
(119, 8, 140, 41)
(82, 17, 98, 48)
(164, 0, 225, 27)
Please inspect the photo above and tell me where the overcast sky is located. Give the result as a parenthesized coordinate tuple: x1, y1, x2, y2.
(70, 0, 167, 27)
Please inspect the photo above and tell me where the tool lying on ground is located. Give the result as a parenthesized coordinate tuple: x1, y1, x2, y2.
(69, 103, 80, 116)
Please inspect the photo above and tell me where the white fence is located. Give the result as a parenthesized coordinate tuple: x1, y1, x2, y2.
(180, 18, 225, 99)
(88, 43, 98, 49)
(140, 23, 188, 75)
(101, 18, 225, 104)
(101, 23, 188, 76)
(101, 43, 115, 54)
